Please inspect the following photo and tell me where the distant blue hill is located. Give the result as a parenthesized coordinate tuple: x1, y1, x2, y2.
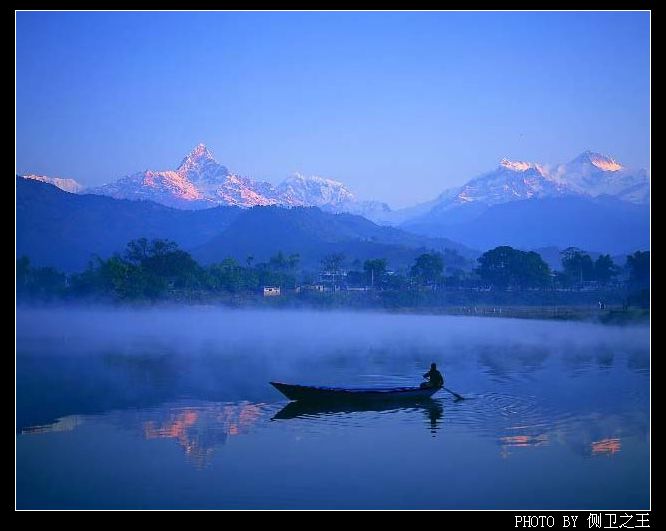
(192, 205, 475, 270)
(17, 177, 475, 272)
(16, 177, 241, 271)
(403, 196, 649, 255)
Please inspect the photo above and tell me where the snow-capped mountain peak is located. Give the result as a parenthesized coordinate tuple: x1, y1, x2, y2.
(177, 143, 216, 169)
(176, 143, 229, 181)
(426, 150, 647, 217)
(500, 158, 534, 172)
(571, 150, 623, 172)
(277, 173, 356, 207)
(499, 158, 548, 176)
(551, 151, 645, 201)
(436, 159, 565, 209)
(79, 145, 383, 215)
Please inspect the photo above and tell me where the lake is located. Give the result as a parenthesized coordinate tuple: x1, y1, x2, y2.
(16, 307, 650, 509)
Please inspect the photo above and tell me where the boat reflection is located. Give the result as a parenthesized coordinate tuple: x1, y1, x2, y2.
(272, 398, 445, 434)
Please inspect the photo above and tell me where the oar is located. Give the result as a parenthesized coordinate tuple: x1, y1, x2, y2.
(442, 387, 464, 400)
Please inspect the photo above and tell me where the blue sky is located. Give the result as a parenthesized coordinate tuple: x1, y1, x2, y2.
(16, 11, 649, 208)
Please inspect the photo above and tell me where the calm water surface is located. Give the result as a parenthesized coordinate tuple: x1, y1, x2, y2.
(16, 308, 650, 509)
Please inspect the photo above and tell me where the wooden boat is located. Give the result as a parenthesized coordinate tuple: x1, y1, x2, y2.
(270, 381, 441, 402)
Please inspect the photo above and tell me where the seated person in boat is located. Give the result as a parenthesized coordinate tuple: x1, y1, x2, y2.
(421, 362, 444, 389)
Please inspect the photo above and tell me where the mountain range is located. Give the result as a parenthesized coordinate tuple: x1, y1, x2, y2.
(399, 151, 649, 253)
(22, 146, 648, 216)
(18, 146, 649, 257)
(406, 151, 648, 219)
(23, 144, 390, 218)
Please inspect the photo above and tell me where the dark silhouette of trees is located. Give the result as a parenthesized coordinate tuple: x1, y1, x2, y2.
(410, 253, 444, 286)
(625, 251, 650, 309)
(561, 247, 595, 286)
(560, 249, 621, 286)
(364, 258, 387, 287)
(66, 238, 201, 300)
(477, 246, 551, 289)
(594, 254, 619, 285)
(626, 251, 649, 288)
(16, 255, 67, 300)
(16, 237, 651, 313)
(207, 258, 246, 292)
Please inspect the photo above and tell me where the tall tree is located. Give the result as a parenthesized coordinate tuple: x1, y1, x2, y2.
(626, 251, 649, 288)
(364, 258, 388, 287)
(561, 247, 595, 285)
(410, 253, 444, 286)
(477, 246, 514, 288)
(519, 251, 552, 288)
(594, 254, 619, 285)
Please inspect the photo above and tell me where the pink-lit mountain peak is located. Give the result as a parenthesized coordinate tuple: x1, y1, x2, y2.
(498, 158, 547, 176)
(499, 158, 535, 172)
(571, 150, 623, 172)
(177, 143, 220, 172)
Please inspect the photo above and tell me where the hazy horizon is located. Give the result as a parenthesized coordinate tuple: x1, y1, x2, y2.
(16, 11, 649, 208)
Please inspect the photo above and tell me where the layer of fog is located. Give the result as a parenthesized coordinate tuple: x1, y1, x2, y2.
(17, 306, 649, 360)
(16, 306, 649, 429)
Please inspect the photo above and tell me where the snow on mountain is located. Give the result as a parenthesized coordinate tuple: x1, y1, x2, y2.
(86, 169, 214, 210)
(551, 151, 649, 202)
(21, 174, 84, 194)
(277, 173, 355, 207)
(207, 174, 281, 208)
(274, 174, 392, 220)
(84, 145, 389, 217)
(423, 151, 648, 218)
(20, 147, 648, 228)
(176, 143, 228, 181)
(86, 144, 288, 208)
(78, 145, 216, 208)
(429, 158, 570, 214)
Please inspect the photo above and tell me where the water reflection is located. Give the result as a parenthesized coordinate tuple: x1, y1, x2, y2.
(499, 429, 549, 458)
(16, 309, 650, 509)
(273, 398, 445, 435)
(591, 438, 622, 456)
(140, 402, 265, 468)
(22, 402, 269, 470)
(22, 415, 85, 435)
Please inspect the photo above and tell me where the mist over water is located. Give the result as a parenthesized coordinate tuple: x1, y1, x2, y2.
(16, 307, 649, 509)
